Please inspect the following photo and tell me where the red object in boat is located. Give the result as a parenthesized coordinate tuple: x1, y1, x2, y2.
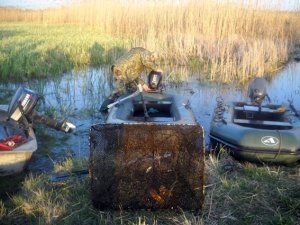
(0, 135, 28, 151)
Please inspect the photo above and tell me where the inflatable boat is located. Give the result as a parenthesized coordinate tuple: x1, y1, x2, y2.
(210, 78, 300, 165)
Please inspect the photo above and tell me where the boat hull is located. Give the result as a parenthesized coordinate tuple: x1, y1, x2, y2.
(210, 134, 300, 164)
(0, 105, 37, 176)
(0, 151, 34, 176)
(210, 102, 300, 165)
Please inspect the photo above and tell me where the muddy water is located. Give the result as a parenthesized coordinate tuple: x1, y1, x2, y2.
(0, 61, 300, 173)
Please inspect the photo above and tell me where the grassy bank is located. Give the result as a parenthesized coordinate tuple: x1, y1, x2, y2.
(0, 22, 129, 81)
(0, 156, 299, 225)
(1, 0, 300, 82)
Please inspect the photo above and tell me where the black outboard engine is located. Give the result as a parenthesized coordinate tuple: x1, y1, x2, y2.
(8, 87, 75, 133)
(148, 70, 162, 90)
(248, 77, 270, 106)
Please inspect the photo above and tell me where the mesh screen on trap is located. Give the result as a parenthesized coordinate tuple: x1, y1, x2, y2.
(89, 123, 205, 210)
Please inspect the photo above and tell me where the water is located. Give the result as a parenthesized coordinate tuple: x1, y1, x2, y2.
(0, 61, 300, 173)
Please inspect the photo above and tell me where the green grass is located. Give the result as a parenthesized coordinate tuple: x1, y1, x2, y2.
(0, 22, 129, 82)
(0, 155, 299, 225)
(205, 154, 300, 225)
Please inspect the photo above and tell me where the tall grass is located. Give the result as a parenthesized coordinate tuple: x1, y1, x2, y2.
(0, 0, 300, 82)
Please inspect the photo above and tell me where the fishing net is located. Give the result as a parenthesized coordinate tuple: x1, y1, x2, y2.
(90, 123, 204, 210)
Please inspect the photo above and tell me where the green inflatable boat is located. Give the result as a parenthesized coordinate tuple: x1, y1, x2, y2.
(210, 78, 300, 165)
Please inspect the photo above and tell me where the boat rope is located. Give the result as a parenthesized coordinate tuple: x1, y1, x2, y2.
(213, 96, 226, 124)
(273, 130, 282, 159)
(288, 99, 300, 117)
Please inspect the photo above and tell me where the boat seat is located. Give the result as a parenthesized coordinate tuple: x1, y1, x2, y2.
(233, 119, 293, 128)
(234, 103, 287, 122)
(133, 100, 172, 106)
(234, 105, 285, 114)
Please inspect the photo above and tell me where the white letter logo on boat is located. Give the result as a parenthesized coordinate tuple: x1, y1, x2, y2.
(261, 136, 279, 146)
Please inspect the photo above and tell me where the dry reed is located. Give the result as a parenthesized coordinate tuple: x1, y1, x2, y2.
(1, 0, 300, 82)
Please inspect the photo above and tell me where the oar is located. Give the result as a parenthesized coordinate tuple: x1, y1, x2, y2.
(49, 169, 89, 182)
(107, 89, 140, 109)
(106, 84, 149, 121)
(136, 84, 149, 120)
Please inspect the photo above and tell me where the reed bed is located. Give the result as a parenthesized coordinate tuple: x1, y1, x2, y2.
(0, 0, 300, 82)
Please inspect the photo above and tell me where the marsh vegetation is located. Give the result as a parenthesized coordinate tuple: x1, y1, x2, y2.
(1, 0, 300, 82)
(0, 1, 300, 224)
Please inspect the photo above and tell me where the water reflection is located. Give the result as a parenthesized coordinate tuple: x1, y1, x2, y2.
(267, 62, 300, 107)
(0, 62, 299, 172)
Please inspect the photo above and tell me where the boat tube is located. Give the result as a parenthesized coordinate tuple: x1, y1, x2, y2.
(210, 78, 300, 165)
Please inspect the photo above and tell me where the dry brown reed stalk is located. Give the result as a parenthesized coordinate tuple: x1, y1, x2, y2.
(0, 0, 300, 82)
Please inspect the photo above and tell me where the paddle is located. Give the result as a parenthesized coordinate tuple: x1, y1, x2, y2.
(107, 89, 140, 109)
(106, 84, 145, 110)
(49, 169, 88, 182)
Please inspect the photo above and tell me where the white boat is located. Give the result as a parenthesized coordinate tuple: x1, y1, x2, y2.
(0, 87, 75, 176)
(0, 105, 37, 176)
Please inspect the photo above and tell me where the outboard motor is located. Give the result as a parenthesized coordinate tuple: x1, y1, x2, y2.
(148, 70, 162, 90)
(8, 87, 40, 123)
(248, 77, 270, 106)
(8, 87, 75, 133)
